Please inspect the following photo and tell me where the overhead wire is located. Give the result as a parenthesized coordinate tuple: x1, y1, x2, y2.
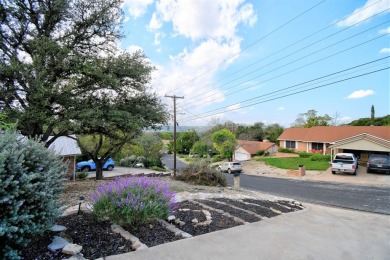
(181, 7, 389, 104)
(179, 67, 389, 122)
(178, 57, 389, 122)
(180, 29, 390, 111)
(165, 0, 327, 95)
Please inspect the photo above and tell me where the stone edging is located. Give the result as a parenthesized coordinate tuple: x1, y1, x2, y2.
(111, 224, 148, 251)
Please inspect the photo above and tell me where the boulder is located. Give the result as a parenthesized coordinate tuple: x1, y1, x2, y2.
(48, 236, 70, 252)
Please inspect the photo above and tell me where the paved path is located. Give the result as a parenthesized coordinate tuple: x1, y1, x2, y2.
(226, 174, 390, 215)
(103, 203, 390, 260)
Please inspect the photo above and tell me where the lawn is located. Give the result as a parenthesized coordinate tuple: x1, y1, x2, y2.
(255, 157, 330, 171)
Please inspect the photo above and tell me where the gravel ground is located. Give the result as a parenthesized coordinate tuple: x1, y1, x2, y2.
(213, 198, 280, 218)
(242, 199, 295, 213)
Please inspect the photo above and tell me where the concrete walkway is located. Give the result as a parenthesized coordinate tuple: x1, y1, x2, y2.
(103, 203, 390, 260)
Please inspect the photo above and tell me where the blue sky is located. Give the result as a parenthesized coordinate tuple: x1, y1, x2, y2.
(119, 0, 389, 127)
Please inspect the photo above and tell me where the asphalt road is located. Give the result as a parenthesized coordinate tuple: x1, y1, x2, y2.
(161, 154, 187, 173)
(225, 174, 390, 215)
(162, 154, 390, 215)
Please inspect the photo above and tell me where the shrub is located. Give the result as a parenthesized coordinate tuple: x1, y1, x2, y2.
(310, 153, 331, 162)
(256, 150, 265, 156)
(76, 171, 89, 180)
(119, 155, 137, 167)
(91, 177, 176, 227)
(176, 160, 227, 187)
(0, 130, 67, 258)
(298, 152, 312, 158)
(212, 154, 224, 162)
(278, 148, 295, 153)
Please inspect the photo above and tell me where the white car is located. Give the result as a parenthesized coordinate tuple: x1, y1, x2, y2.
(218, 162, 242, 174)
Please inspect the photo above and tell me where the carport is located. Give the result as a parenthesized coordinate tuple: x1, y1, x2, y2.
(329, 133, 390, 162)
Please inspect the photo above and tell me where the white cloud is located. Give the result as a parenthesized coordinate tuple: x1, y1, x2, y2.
(278, 106, 285, 111)
(126, 45, 143, 53)
(337, 0, 390, 27)
(379, 47, 390, 53)
(149, 0, 257, 41)
(227, 103, 241, 111)
(341, 116, 352, 122)
(123, 0, 154, 18)
(379, 26, 390, 34)
(346, 90, 375, 99)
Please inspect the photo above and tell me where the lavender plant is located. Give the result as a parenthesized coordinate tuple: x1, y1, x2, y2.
(91, 177, 177, 227)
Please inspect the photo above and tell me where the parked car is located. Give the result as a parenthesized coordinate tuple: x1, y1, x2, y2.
(367, 155, 390, 174)
(330, 153, 358, 175)
(76, 158, 115, 172)
(218, 162, 242, 174)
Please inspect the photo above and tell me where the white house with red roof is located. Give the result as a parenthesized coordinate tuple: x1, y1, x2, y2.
(234, 140, 278, 161)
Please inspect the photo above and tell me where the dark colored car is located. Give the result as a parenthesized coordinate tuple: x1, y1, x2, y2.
(366, 155, 390, 174)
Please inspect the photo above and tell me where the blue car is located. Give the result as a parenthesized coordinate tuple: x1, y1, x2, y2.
(76, 158, 115, 172)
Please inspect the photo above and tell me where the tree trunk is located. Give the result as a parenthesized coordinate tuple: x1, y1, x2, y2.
(96, 165, 104, 180)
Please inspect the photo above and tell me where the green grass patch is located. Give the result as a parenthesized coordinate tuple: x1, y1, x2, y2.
(256, 157, 330, 171)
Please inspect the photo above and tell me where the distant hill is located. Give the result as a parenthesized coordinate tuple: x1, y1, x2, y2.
(348, 115, 390, 126)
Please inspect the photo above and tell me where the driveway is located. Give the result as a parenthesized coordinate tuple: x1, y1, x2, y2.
(241, 160, 390, 187)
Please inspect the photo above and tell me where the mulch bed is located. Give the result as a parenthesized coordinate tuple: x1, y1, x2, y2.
(20, 212, 133, 260)
(195, 199, 261, 223)
(213, 198, 280, 218)
(242, 199, 297, 213)
(173, 201, 241, 236)
(123, 221, 182, 247)
(19, 196, 303, 259)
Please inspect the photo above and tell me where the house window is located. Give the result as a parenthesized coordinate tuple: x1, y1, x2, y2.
(286, 141, 296, 149)
(311, 142, 323, 151)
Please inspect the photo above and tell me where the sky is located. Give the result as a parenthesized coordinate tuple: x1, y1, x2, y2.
(119, 0, 390, 127)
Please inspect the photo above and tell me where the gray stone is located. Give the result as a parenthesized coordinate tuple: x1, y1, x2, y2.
(136, 244, 148, 251)
(181, 232, 192, 238)
(62, 244, 82, 255)
(51, 225, 67, 232)
(167, 215, 176, 222)
(191, 218, 199, 224)
(65, 253, 86, 260)
(48, 236, 70, 252)
(131, 241, 142, 250)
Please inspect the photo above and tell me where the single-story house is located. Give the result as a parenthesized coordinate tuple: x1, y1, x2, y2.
(48, 135, 81, 180)
(277, 126, 390, 161)
(234, 140, 278, 161)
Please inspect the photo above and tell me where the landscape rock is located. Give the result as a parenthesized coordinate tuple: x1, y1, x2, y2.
(191, 218, 199, 224)
(167, 215, 176, 222)
(131, 240, 142, 250)
(48, 236, 70, 252)
(136, 244, 148, 251)
(51, 225, 67, 232)
(181, 232, 192, 238)
(62, 244, 82, 255)
(65, 253, 86, 260)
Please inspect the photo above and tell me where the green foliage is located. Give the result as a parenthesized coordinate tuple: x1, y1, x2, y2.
(212, 155, 224, 162)
(0, 130, 67, 258)
(292, 109, 332, 127)
(256, 150, 265, 156)
(176, 130, 199, 154)
(150, 166, 166, 172)
(236, 122, 265, 141)
(256, 157, 330, 171)
(190, 140, 214, 157)
(211, 129, 237, 161)
(0, 113, 14, 131)
(76, 171, 89, 180)
(119, 155, 138, 167)
(278, 148, 296, 153)
(264, 123, 285, 143)
(92, 177, 176, 228)
(176, 160, 227, 186)
(309, 154, 331, 162)
(348, 115, 389, 126)
(298, 152, 312, 158)
(159, 132, 173, 140)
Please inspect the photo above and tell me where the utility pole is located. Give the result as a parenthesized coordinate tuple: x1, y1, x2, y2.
(165, 95, 184, 177)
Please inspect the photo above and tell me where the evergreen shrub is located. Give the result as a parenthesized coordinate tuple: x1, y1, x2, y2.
(92, 177, 177, 227)
(278, 148, 296, 153)
(0, 130, 67, 259)
(310, 154, 331, 162)
(298, 152, 312, 158)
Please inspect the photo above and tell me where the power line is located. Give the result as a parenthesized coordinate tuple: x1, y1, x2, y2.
(165, 0, 326, 95)
(178, 59, 389, 122)
(182, 7, 389, 103)
(181, 30, 390, 111)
